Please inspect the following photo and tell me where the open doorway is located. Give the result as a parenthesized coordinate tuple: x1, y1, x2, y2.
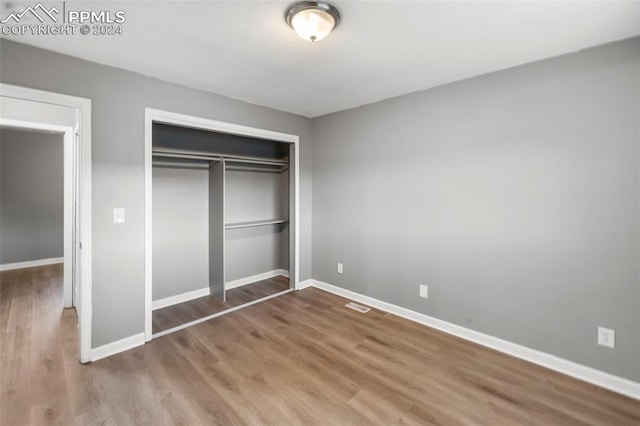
(0, 128, 76, 392)
(0, 83, 92, 362)
(0, 128, 72, 300)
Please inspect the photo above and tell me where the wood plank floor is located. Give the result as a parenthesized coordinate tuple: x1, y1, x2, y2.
(152, 276, 290, 333)
(2, 265, 639, 425)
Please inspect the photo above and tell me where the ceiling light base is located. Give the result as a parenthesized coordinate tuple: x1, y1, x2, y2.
(285, 1, 341, 42)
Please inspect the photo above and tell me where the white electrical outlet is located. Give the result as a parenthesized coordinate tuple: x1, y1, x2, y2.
(337, 262, 343, 274)
(598, 327, 615, 349)
(419, 284, 428, 298)
(113, 208, 125, 224)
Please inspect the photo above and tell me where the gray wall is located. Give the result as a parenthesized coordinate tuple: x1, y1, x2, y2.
(312, 38, 640, 381)
(152, 166, 209, 300)
(153, 123, 290, 159)
(225, 169, 289, 281)
(0, 129, 63, 264)
(0, 39, 313, 348)
(225, 169, 288, 224)
(226, 225, 288, 282)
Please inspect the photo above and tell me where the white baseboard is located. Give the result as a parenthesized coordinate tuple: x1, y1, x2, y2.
(0, 257, 63, 272)
(297, 279, 314, 290)
(152, 286, 210, 310)
(91, 333, 145, 362)
(152, 270, 291, 310)
(307, 279, 640, 401)
(225, 269, 289, 290)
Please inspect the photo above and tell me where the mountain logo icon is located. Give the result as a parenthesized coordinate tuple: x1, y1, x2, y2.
(1, 2, 59, 24)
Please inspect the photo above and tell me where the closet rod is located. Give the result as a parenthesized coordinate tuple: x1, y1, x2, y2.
(225, 157, 286, 166)
(226, 165, 288, 173)
(152, 147, 288, 166)
(152, 160, 209, 169)
(152, 154, 288, 173)
(152, 160, 286, 173)
(153, 152, 285, 167)
(152, 152, 223, 162)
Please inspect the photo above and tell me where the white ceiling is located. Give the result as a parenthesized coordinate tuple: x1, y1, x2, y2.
(2, 1, 639, 117)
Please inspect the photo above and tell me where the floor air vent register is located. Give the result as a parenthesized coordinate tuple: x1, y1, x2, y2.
(345, 302, 371, 313)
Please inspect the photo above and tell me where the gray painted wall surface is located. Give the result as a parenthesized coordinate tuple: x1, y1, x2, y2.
(0, 39, 313, 348)
(152, 167, 209, 301)
(153, 123, 290, 159)
(226, 225, 288, 282)
(225, 169, 288, 223)
(312, 38, 640, 381)
(225, 169, 289, 281)
(0, 129, 63, 264)
(209, 161, 225, 299)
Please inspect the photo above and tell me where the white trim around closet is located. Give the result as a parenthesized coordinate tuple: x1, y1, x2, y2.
(144, 108, 300, 342)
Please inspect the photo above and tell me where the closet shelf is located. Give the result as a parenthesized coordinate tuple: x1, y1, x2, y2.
(225, 219, 289, 229)
(152, 147, 288, 166)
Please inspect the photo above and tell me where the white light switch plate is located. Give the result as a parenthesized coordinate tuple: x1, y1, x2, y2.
(420, 284, 428, 298)
(337, 262, 343, 274)
(113, 208, 125, 224)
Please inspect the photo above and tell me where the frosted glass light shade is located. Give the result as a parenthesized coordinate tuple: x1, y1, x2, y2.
(285, 1, 341, 42)
(291, 9, 335, 42)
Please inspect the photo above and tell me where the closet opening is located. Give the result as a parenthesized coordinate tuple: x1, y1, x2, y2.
(144, 109, 299, 340)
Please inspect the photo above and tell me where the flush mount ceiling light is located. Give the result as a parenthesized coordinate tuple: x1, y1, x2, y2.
(285, 1, 341, 42)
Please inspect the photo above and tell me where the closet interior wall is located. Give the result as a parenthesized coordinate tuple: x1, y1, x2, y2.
(225, 167, 289, 284)
(151, 123, 290, 311)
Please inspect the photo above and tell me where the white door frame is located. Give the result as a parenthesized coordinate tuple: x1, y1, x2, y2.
(144, 108, 300, 341)
(0, 83, 93, 363)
